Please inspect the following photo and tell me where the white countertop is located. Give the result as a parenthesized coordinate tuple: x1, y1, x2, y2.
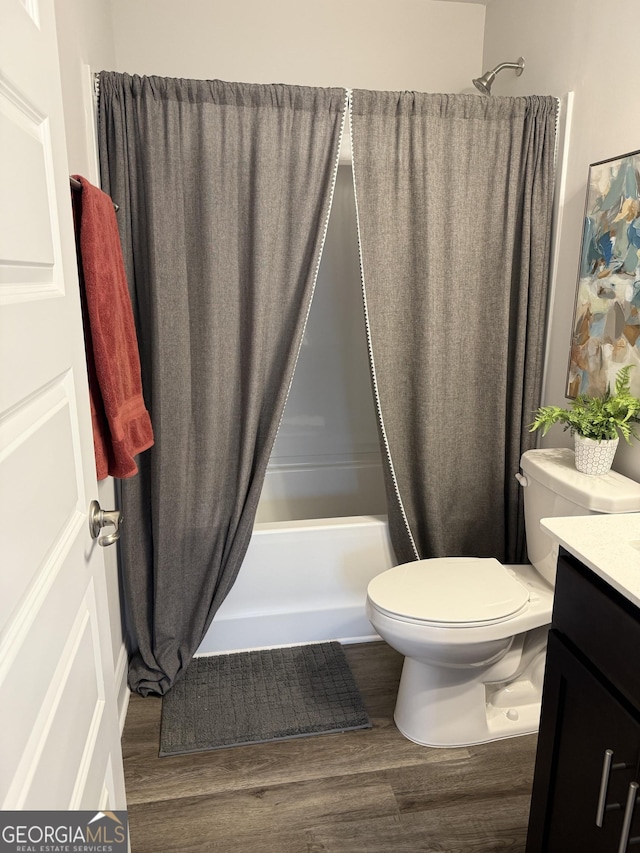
(541, 513, 640, 609)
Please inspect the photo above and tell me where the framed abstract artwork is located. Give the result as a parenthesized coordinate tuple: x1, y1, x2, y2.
(567, 149, 640, 398)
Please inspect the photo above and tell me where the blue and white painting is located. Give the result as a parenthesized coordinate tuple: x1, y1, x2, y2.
(567, 150, 640, 398)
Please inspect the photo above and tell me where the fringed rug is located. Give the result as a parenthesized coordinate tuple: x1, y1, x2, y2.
(159, 641, 371, 756)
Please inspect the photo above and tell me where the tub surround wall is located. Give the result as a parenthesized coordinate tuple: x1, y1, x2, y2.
(257, 166, 386, 522)
(255, 456, 387, 523)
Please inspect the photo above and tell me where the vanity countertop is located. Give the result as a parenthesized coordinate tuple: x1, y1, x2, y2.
(541, 513, 640, 609)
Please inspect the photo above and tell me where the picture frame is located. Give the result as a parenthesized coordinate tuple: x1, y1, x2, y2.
(566, 148, 640, 398)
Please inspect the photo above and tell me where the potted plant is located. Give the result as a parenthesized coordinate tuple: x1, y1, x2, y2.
(530, 365, 640, 474)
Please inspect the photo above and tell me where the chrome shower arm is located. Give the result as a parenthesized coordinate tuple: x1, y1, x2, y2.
(491, 59, 525, 76)
(473, 56, 525, 95)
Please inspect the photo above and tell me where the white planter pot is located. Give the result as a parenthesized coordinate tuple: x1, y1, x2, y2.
(573, 434, 619, 475)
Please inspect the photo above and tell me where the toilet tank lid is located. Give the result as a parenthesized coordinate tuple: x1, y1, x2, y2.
(521, 448, 640, 513)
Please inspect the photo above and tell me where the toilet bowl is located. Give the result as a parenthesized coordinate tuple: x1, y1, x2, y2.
(366, 448, 640, 748)
(367, 558, 553, 746)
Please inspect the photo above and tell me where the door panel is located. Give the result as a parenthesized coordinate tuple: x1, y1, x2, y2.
(0, 376, 79, 621)
(0, 0, 126, 810)
(0, 78, 57, 293)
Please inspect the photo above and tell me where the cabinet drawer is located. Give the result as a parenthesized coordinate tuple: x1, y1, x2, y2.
(553, 551, 640, 710)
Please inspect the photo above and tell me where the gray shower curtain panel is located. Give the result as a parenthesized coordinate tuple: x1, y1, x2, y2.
(98, 73, 345, 695)
(351, 92, 558, 565)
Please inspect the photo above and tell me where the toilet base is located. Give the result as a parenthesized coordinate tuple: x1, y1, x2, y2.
(393, 654, 544, 748)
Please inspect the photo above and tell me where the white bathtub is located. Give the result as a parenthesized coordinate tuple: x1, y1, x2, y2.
(196, 515, 396, 655)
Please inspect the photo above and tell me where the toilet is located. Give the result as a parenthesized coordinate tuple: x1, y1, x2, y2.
(366, 448, 640, 748)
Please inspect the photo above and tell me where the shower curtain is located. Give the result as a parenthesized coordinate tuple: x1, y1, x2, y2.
(350, 92, 558, 565)
(98, 73, 346, 695)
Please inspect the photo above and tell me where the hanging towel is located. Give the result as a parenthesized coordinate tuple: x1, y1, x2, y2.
(72, 175, 154, 479)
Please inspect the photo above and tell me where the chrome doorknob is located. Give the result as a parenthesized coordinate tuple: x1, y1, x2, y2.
(88, 499, 123, 547)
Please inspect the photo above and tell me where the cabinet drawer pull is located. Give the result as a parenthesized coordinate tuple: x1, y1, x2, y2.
(618, 781, 639, 853)
(596, 750, 633, 827)
(597, 750, 614, 827)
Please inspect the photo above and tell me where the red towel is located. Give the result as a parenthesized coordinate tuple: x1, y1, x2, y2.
(72, 175, 154, 480)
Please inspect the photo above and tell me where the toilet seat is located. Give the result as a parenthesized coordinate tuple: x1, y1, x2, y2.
(367, 557, 530, 628)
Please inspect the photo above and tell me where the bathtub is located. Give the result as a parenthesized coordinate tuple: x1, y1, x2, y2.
(196, 515, 396, 654)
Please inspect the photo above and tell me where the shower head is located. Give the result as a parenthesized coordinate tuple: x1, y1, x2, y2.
(472, 56, 525, 95)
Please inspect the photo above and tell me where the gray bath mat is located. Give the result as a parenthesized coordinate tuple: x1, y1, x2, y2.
(159, 641, 371, 755)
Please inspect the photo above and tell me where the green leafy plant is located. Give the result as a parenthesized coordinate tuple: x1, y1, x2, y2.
(531, 365, 640, 443)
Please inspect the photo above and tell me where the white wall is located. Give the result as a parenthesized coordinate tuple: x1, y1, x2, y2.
(482, 0, 640, 482)
(53, 0, 130, 725)
(109, 0, 485, 92)
(55, 0, 114, 176)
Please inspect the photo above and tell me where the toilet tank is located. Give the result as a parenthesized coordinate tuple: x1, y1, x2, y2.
(520, 448, 640, 586)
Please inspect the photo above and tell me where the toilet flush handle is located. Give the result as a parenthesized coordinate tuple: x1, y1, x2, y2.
(515, 472, 528, 487)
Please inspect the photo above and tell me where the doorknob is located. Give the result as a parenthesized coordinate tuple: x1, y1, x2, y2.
(88, 500, 123, 547)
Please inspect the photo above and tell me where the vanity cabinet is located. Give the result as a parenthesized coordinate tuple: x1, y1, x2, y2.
(526, 550, 640, 853)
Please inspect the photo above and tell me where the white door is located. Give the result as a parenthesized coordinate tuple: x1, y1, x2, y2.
(0, 0, 127, 810)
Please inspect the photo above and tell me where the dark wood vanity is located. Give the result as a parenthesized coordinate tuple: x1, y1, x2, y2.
(526, 549, 640, 852)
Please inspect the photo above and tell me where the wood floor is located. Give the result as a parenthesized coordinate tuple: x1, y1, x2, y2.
(122, 642, 537, 852)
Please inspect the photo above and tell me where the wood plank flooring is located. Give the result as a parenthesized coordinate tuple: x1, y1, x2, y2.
(122, 642, 537, 852)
